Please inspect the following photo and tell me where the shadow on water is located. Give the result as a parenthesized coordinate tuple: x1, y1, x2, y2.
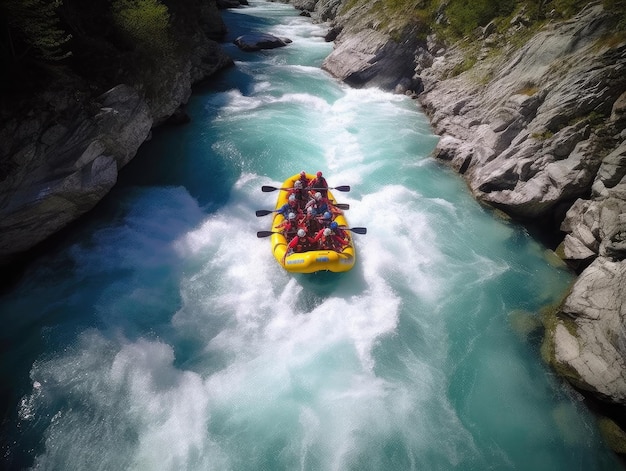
(220, 6, 284, 42)
(296, 270, 343, 296)
(114, 60, 262, 212)
(294, 254, 369, 312)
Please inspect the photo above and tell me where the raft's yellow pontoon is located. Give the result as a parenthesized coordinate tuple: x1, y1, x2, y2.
(269, 174, 355, 273)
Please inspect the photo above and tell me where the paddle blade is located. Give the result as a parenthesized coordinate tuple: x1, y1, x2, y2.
(255, 210, 274, 217)
(348, 227, 367, 234)
(261, 186, 278, 192)
(257, 231, 275, 238)
(334, 203, 350, 210)
(333, 185, 351, 192)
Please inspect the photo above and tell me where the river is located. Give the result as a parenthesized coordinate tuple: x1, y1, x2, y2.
(0, 1, 621, 470)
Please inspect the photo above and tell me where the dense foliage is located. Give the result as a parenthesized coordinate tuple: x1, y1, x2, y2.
(0, 0, 180, 96)
(112, 0, 173, 55)
(1, 0, 71, 61)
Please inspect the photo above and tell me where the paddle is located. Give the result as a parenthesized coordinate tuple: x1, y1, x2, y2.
(255, 203, 350, 217)
(261, 185, 351, 192)
(257, 227, 367, 238)
(344, 227, 367, 234)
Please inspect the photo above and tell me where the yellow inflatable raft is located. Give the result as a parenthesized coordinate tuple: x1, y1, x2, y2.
(266, 174, 356, 274)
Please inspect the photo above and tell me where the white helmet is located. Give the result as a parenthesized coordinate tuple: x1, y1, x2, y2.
(288, 212, 296, 220)
(315, 192, 322, 200)
(323, 228, 331, 237)
(297, 229, 306, 238)
(294, 180, 303, 189)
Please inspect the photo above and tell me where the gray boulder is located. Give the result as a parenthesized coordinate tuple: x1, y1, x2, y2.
(322, 28, 420, 91)
(551, 257, 626, 402)
(234, 33, 292, 51)
(419, 3, 626, 220)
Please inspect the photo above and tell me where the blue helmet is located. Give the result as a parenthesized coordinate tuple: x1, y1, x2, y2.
(323, 211, 331, 219)
(330, 222, 338, 230)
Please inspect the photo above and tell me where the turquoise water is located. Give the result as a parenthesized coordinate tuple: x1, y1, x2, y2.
(0, 1, 621, 470)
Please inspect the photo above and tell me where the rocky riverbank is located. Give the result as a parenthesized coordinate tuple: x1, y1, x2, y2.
(0, 0, 234, 269)
(416, 3, 626, 412)
(286, 0, 626, 451)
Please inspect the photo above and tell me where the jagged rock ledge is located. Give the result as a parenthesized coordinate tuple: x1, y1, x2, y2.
(291, 0, 626, 446)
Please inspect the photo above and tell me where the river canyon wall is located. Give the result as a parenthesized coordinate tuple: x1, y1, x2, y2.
(0, 0, 234, 269)
(294, 0, 626, 449)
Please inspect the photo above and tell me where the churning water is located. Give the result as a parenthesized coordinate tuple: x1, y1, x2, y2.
(0, 1, 621, 470)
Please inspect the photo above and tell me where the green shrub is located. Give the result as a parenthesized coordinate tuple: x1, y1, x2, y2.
(446, 0, 517, 37)
(531, 129, 554, 140)
(553, 0, 596, 17)
(449, 56, 477, 77)
(112, 0, 172, 56)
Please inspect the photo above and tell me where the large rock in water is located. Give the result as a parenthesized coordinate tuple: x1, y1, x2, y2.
(234, 33, 292, 51)
(0, 85, 152, 264)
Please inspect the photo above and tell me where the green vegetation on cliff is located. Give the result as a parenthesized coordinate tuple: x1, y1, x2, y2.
(0, 0, 206, 101)
(340, 0, 625, 43)
(112, 0, 173, 56)
(1, 0, 72, 61)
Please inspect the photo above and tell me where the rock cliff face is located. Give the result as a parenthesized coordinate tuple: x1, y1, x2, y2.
(0, 85, 152, 259)
(293, 0, 626, 428)
(0, 0, 233, 267)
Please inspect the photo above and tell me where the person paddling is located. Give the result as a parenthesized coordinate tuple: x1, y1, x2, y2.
(276, 194, 299, 217)
(308, 171, 328, 198)
(310, 227, 348, 251)
(297, 171, 309, 191)
(275, 212, 298, 239)
(283, 228, 311, 264)
(287, 180, 307, 210)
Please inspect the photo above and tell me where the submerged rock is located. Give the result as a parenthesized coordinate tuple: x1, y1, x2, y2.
(234, 33, 292, 51)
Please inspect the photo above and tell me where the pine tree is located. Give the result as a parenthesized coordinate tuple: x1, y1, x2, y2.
(2, 0, 72, 61)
